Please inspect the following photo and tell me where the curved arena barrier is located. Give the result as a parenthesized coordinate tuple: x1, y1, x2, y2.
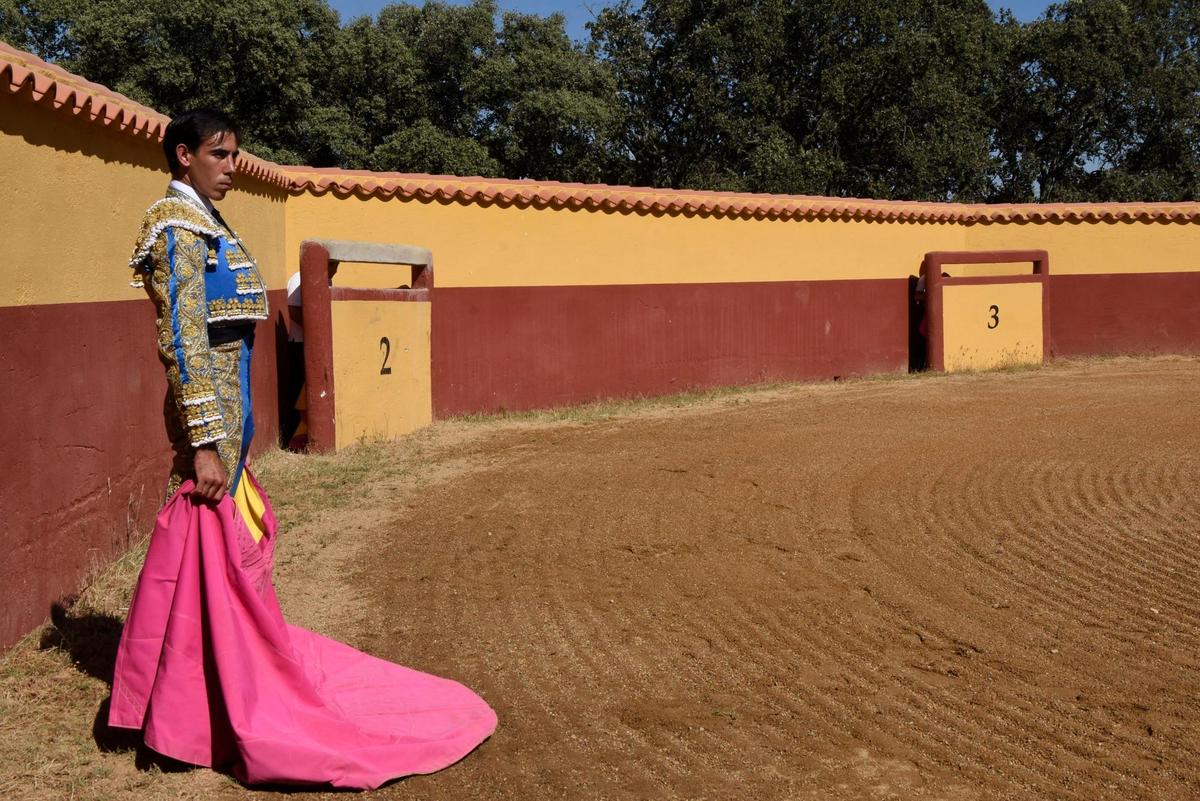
(4, 40, 1200, 649)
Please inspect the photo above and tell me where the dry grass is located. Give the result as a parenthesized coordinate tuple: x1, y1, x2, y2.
(448, 381, 797, 425)
(447, 372, 919, 426)
(448, 354, 1192, 427)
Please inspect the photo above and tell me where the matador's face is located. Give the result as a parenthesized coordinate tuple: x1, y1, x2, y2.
(176, 131, 240, 202)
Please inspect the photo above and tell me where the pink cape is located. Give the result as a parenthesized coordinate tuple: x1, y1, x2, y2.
(108, 473, 497, 789)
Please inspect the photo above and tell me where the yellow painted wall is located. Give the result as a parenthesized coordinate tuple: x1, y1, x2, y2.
(217, 182, 289, 292)
(942, 283, 1043, 372)
(0, 101, 288, 309)
(284, 193, 969, 287)
(332, 262, 423, 289)
(964, 220, 1200, 276)
(940, 261, 1041, 278)
(330, 300, 432, 447)
(283, 192, 1200, 289)
(6, 78, 1200, 305)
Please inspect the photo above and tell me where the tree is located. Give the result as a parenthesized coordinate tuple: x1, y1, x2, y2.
(992, 0, 1200, 202)
(589, 0, 783, 190)
(992, 0, 1135, 201)
(370, 118, 500, 175)
(470, 10, 624, 182)
(590, 0, 1002, 200)
(0, 0, 30, 50)
(808, 0, 1002, 201)
(332, 0, 501, 173)
(4, 0, 1198, 199)
(1, 0, 75, 60)
(2, 0, 340, 164)
(314, 1, 623, 179)
(1090, 0, 1200, 200)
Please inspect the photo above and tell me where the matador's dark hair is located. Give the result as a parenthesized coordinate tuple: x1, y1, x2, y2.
(162, 109, 241, 174)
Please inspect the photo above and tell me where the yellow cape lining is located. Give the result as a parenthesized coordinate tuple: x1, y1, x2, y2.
(233, 475, 267, 543)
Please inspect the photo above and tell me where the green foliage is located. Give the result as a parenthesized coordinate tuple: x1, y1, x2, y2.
(2, 0, 1198, 201)
(0, 0, 26, 50)
(371, 119, 500, 175)
(4, 0, 339, 163)
(590, 0, 1002, 199)
(471, 11, 625, 182)
(1, 0, 73, 59)
(991, 0, 1200, 202)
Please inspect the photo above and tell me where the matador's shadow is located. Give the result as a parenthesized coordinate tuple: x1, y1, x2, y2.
(41, 602, 194, 774)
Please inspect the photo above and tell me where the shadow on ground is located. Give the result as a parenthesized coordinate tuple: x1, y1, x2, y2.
(40, 601, 196, 772)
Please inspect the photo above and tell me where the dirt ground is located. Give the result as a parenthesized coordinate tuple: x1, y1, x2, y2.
(4, 357, 1200, 800)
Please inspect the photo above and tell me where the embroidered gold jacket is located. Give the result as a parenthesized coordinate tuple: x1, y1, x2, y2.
(129, 189, 268, 446)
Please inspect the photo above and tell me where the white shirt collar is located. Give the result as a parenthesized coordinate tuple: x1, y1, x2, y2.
(169, 179, 217, 215)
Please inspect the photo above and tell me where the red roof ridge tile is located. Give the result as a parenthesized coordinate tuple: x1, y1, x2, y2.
(1, 41, 291, 190)
(283, 166, 1200, 224)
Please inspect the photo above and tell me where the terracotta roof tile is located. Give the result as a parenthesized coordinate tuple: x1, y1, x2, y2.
(4, 42, 1200, 225)
(283, 167, 1200, 225)
(1, 42, 291, 189)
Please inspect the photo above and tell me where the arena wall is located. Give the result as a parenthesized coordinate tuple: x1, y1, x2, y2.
(0, 46, 291, 650)
(283, 182, 973, 416)
(6, 39, 1200, 651)
(284, 178, 1200, 415)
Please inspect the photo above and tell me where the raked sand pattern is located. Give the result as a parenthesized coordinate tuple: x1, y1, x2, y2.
(333, 358, 1200, 801)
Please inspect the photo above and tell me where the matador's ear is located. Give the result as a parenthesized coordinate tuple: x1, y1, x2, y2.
(176, 143, 194, 170)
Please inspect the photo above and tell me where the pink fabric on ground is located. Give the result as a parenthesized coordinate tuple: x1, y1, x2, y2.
(108, 471, 497, 789)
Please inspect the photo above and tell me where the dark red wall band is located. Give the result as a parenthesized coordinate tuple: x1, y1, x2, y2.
(430, 279, 913, 417)
(6, 269, 1200, 651)
(299, 242, 336, 454)
(1050, 271, 1200, 356)
(0, 291, 286, 651)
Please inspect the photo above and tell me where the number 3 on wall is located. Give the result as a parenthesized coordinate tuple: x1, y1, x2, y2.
(987, 305, 1000, 330)
(379, 337, 393, 375)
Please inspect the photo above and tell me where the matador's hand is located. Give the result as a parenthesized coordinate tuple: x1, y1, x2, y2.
(193, 446, 228, 502)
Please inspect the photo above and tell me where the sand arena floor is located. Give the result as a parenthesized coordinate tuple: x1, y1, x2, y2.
(339, 358, 1200, 801)
(4, 358, 1200, 800)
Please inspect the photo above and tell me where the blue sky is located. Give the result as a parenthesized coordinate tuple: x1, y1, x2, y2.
(328, 1, 1055, 42)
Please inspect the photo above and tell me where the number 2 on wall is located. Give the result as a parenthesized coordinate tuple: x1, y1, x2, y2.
(379, 337, 393, 375)
(987, 305, 1000, 329)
